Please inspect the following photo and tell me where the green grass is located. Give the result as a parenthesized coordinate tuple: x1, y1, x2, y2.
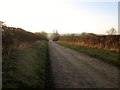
(2, 41, 48, 88)
(58, 41, 120, 68)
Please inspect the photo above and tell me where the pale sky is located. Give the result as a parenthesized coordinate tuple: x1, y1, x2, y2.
(0, 0, 119, 34)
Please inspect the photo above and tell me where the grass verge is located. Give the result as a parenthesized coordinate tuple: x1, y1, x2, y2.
(2, 41, 48, 88)
(58, 41, 120, 68)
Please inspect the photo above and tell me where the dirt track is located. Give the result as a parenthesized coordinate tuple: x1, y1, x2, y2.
(48, 40, 119, 88)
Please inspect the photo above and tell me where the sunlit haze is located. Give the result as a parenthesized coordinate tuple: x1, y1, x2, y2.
(0, 0, 119, 34)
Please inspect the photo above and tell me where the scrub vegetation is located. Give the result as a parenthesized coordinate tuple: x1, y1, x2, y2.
(58, 34, 120, 67)
(2, 25, 48, 88)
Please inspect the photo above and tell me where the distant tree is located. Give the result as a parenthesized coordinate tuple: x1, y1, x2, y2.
(41, 31, 47, 36)
(81, 32, 96, 37)
(81, 32, 87, 36)
(35, 31, 48, 40)
(53, 29, 59, 36)
(71, 34, 75, 36)
(106, 28, 117, 35)
(52, 29, 60, 41)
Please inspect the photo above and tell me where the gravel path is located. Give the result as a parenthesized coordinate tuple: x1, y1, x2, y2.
(48, 40, 119, 88)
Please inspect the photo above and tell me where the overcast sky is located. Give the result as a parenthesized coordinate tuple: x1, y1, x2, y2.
(0, 0, 119, 34)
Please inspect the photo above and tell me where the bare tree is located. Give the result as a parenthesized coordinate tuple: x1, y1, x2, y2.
(106, 28, 117, 35)
(52, 29, 60, 41)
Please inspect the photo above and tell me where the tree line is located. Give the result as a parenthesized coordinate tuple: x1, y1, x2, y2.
(52, 28, 119, 52)
(59, 34, 120, 52)
(2, 25, 48, 55)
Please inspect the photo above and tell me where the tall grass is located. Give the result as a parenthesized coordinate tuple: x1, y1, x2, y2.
(2, 41, 48, 88)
